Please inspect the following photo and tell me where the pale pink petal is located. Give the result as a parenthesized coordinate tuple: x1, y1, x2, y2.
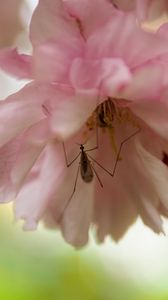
(63, 0, 116, 37)
(135, 0, 149, 21)
(131, 141, 166, 233)
(30, 0, 80, 46)
(136, 197, 164, 234)
(0, 137, 22, 202)
(159, 202, 168, 218)
(118, 63, 163, 101)
(87, 13, 168, 68)
(135, 141, 168, 212)
(131, 93, 168, 140)
(15, 143, 65, 229)
(94, 130, 138, 241)
(0, 83, 51, 147)
(33, 38, 83, 83)
(2, 82, 97, 143)
(0, 49, 32, 79)
(0, 119, 55, 202)
(50, 88, 98, 140)
(70, 57, 131, 95)
(60, 176, 94, 248)
(95, 182, 137, 242)
(94, 127, 167, 239)
(157, 24, 168, 40)
(111, 0, 135, 11)
(10, 119, 54, 193)
(111, 0, 168, 21)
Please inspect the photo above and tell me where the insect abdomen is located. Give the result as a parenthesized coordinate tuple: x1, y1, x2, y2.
(80, 152, 93, 183)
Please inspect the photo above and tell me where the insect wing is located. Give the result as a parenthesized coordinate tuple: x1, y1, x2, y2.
(80, 151, 93, 183)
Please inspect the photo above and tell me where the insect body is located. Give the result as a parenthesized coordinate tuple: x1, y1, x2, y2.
(80, 145, 94, 183)
(57, 142, 103, 221)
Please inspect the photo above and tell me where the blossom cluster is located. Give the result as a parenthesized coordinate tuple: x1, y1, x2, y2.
(0, 0, 168, 247)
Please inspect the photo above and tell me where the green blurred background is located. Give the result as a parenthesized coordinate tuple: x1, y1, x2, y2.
(1, 205, 168, 300)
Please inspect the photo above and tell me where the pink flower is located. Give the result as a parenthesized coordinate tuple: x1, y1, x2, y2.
(111, 0, 168, 21)
(0, 0, 24, 47)
(1, 0, 168, 247)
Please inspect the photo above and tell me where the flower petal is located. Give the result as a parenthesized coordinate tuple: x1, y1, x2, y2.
(87, 13, 168, 68)
(111, 0, 168, 21)
(60, 177, 94, 248)
(10, 118, 54, 193)
(94, 127, 167, 238)
(94, 130, 138, 241)
(50, 87, 98, 140)
(30, 0, 80, 46)
(0, 137, 22, 202)
(70, 57, 131, 95)
(63, 0, 116, 37)
(157, 24, 168, 40)
(14, 143, 65, 229)
(118, 62, 163, 101)
(135, 141, 168, 212)
(0, 49, 32, 79)
(33, 38, 83, 83)
(131, 92, 168, 139)
(0, 83, 54, 147)
(136, 196, 164, 234)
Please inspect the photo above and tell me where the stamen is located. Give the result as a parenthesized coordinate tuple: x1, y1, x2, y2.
(85, 98, 140, 156)
(96, 98, 115, 128)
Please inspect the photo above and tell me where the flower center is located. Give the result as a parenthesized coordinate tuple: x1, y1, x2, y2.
(96, 97, 115, 128)
(86, 97, 137, 131)
(85, 97, 140, 155)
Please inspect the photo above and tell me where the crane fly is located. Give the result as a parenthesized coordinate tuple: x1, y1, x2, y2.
(58, 125, 140, 222)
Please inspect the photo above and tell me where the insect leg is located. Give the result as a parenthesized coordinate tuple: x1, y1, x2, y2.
(62, 142, 80, 167)
(88, 153, 114, 176)
(88, 128, 140, 177)
(91, 163, 103, 188)
(110, 128, 141, 176)
(57, 165, 80, 222)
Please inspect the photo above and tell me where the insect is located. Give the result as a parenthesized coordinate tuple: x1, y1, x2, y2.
(62, 141, 103, 192)
(58, 125, 140, 221)
(59, 140, 104, 221)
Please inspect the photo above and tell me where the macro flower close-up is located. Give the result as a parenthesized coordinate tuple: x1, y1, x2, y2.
(1, 0, 168, 248)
